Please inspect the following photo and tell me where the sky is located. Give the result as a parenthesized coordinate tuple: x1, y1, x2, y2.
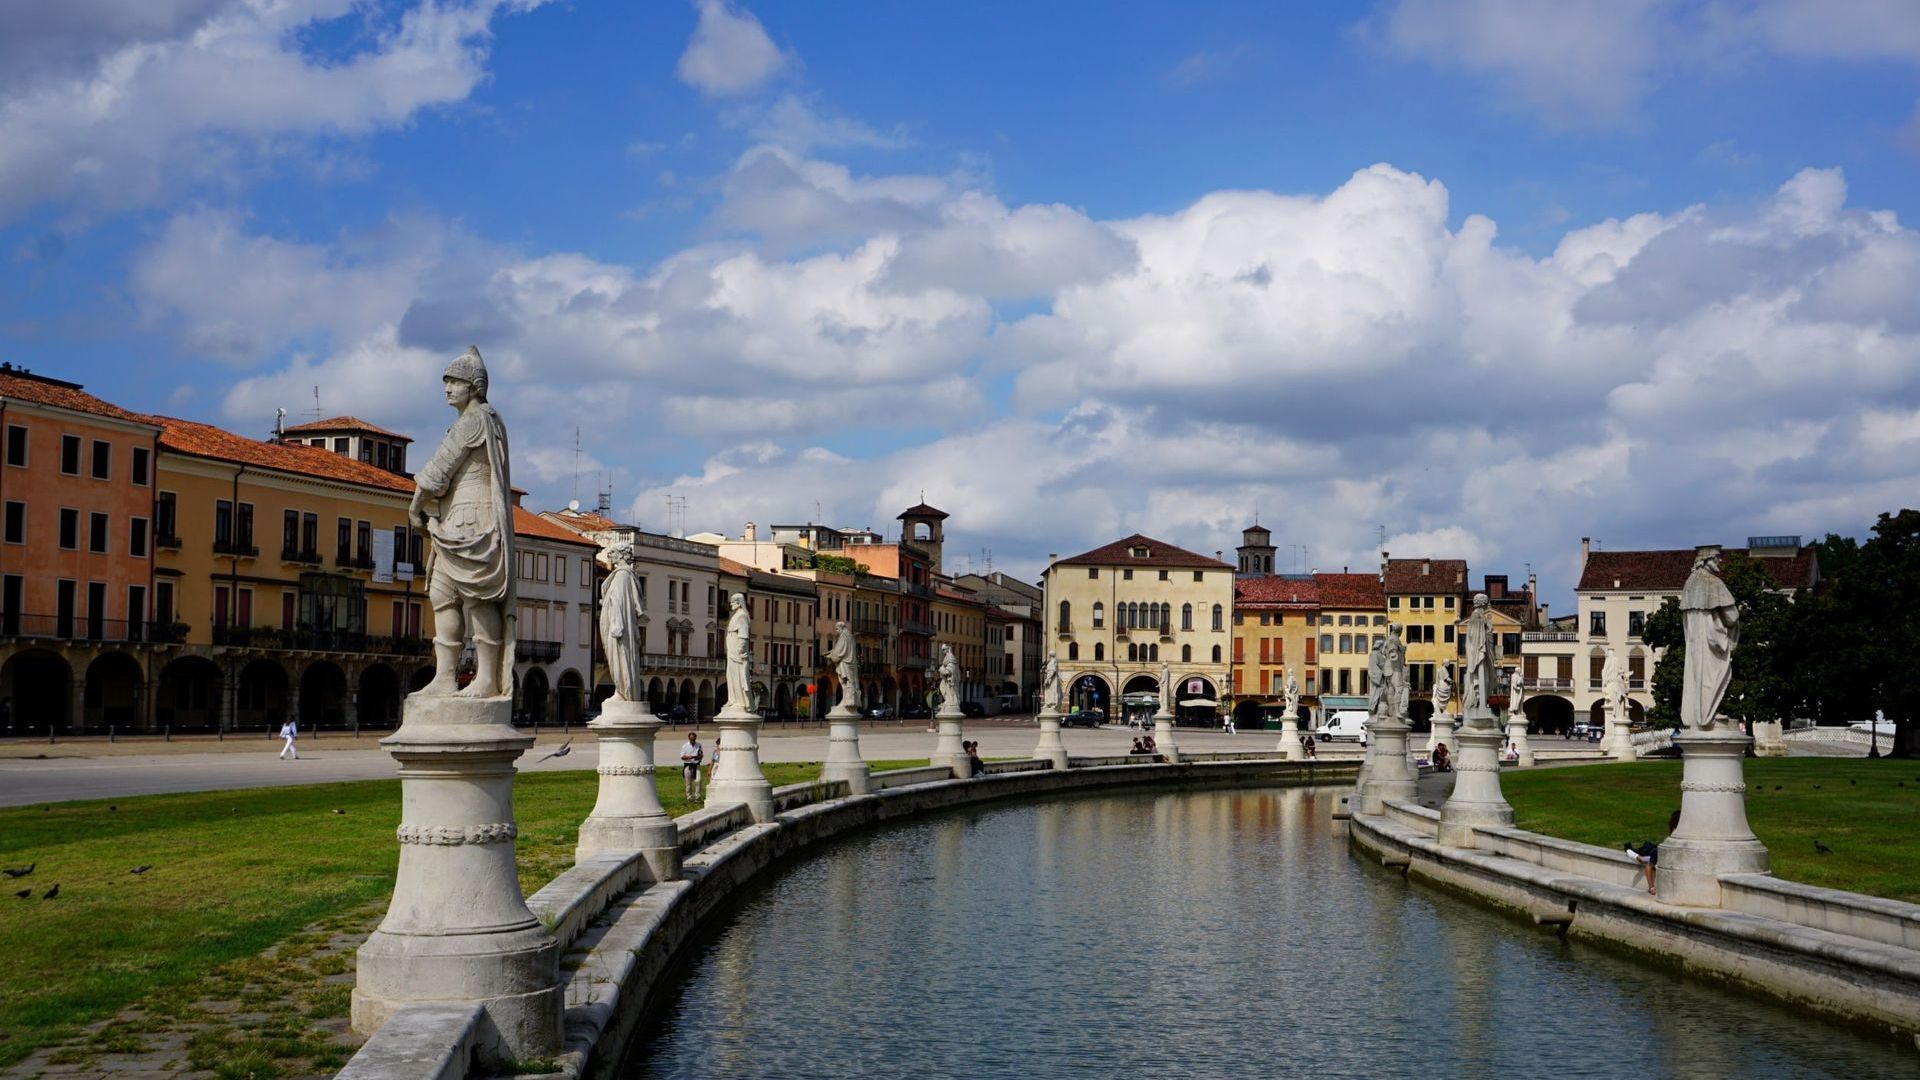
(2, 0, 1919, 608)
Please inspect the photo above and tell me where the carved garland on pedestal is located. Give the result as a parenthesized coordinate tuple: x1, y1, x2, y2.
(596, 764, 657, 776)
(1680, 780, 1748, 794)
(395, 822, 519, 846)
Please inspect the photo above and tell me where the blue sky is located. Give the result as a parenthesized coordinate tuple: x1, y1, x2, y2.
(2, 0, 1919, 604)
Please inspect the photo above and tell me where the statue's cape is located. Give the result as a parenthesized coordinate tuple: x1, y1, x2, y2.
(1682, 568, 1735, 612)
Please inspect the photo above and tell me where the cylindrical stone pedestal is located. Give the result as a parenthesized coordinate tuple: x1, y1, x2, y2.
(931, 706, 968, 777)
(1656, 727, 1770, 907)
(1153, 709, 1180, 763)
(576, 698, 679, 881)
(820, 705, 872, 794)
(1427, 714, 1457, 757)
(1751, 720, 1788, 758)
(1033, 708, 1069, 770)
(705, 708, 774, 821)
(353, 695, 561, 1064)
(1437, 717, 1514, 848)
(1360, 716, 1417, 815)
(1604, 705, 1637, 761)
(1507, 713, 1534, 767)
(1279, 715, 1302, 760)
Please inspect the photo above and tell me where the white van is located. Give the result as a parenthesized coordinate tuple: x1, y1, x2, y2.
(1314, 710, 1370, 743)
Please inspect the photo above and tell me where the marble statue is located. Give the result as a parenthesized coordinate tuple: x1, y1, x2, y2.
(1159, 660, 1172, 714)
(1462, 593, 1497, 715)
(1680, 549, 1739, 731)
(935, 643, 962, 707)
(1432, 663, 1453, 716)
(1040, 651, 1061, 713)
(1603, 646, 1629, 724)
(598, 540, 645, 702)
(1508, 668, 1526, 714)
(1368, 624, 1408, 720)
(725, 591, 751, 713)
(824, 620, 861, 711)
(411, 346, 515, 699)
(1283, 668, 1300, 717)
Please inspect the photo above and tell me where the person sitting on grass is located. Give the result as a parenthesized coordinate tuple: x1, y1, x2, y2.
(1627, 809, 1682, 896)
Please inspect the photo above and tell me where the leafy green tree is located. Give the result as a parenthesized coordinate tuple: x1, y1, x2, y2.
(1829, 510, 1920, 757)
(812, 553, 868, 577)
(1643, 597, 1682, 727)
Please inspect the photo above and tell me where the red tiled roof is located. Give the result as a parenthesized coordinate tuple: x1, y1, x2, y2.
(145, 414, 415, 493)
(1313, 572, 1385, 611)
(514, 506, 597, 548)
(1055, 533, 1232, 570)
(542, 508, 622, 534)
(896, 502, 949, 520)
(1235, 576, 1320, 607)
(1578, 548, 1818, 592)
(1381, 557, 1469, 594)
(716, 556, 754, 577)
(0, 368, 156, 427)
(280, 415, 413, 442)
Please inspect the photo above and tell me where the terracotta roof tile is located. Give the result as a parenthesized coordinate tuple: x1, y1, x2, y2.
(145, 414, 415, 493)
(514, 506, 598, 548)
(1313, 572, 1385, 611)
(1056, 533, 1232, 570)
(0, 368, 156, 426)
(542, 509, 622, 534)
(1381, 557, 1469, 594)
(896, 502, 949, 520)
(1578, 548, 1818, 592)
(279, 415, 413, 442)
(716, 555, 755, 577)
(1234, 576, 1320, 607)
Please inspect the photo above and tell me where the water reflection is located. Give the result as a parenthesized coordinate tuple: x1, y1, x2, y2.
(627, 787, 1908, 1079)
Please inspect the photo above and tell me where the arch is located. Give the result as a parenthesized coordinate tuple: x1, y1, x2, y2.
(772, 682, 792, 720)
(648, 677, 666, 714)
(698, 679, 715, 722)
(83, 651, 143, 732)
(1409, 698, 1435, 732)
(1094, 642, 1104, 662)
(882, 676, 898, 710)
(1589, 701, 1607, 728)
(408, 665, 436, 693)
(359, 663, 402, 730)
(1092, 601, 1104, 628)
(1524, 694, 1574, 735)
(1628, 698, 1646, 726)
(557, 669, 586, 725)
(154, 654, 218, 731)
(521, 666, 550, 726)
(299, 660, 348, 730)
(235, 657, 289, 730)
(1181, 644, 1191, 663)
(864, 681, 881, 711)
(1173, 673, 1219, 725)
(1121, 673, 1161, 697)
(1233, 700, 1265, 731)
(1070, 672, 1110, 714)
(1182, 603, 1193, 631)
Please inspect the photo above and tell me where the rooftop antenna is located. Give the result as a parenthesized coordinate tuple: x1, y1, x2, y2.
(307, 386, 323, 423)
(570, 427, 582, 504)
(664, 494, 687, 538)
(595, 471, 611, 516)
(1377, 524, 1387, 551)
(274, 407, 286, 438)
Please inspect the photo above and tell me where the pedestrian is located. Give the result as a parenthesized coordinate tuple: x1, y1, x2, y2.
(1222, 713, 1237, 735)
(278, 717, 299, 760)
(964, 739, 985, 777)
(679, 731, 704, 799)
(703, 739, 723, 799)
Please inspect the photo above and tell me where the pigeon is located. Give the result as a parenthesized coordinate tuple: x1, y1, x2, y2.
(109, 805, 116, 812)
(2, 862, 33, 879)
(12, 888, 27, 899)
(130, 865, 151, 875)
(1813, 784, 1822, 790)
(331, 809, 347, 815)
(1850, 779, 1857, 786)
(1814, 839, 1834, 855)
(1773, 785, 1782, 791)
(42, 884, 59, 899)
(538, 740, 573, 763)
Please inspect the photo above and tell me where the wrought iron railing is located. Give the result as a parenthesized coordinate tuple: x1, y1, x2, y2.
(515, 639, 564, 663)
(211, 625, 428, 655)
(0, 613, 185, 643)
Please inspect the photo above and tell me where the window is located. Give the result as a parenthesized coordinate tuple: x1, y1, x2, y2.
(56, 579, 76, 637)
(1068, 642, 1079, 661)
(236, 503, 253, 551)
(1159, 570, 1169, 581)
(128, 585, 146, 635)
(131, 446, 149, 486)
(155, 581, 174, 626)
(1211, 604, 1223, 632)
(1320, 614, 1333, 626)
(555, 556, 566, 585)
(4, 425, 24, 466)
(1182, 603, 1193, 631)
(1211, 644, 1222, 663)
(1181, 644, 1191, 662)
(357, 520, 371, 563)
(60, 434, 80, 475)
(155, 492, 177, 543)
(1127, 642, 1138, 662)
(90, 439, 110, 480)
(59, 507, 78, 549)
(1389, 596, 1400, 609)
(2, 501, 21, 544)
(1123, 568, 1133, 580)
(285, 510, 300, 556)
(1444, 596, 1455, 610)
(1589, 654, 1605, 688)
(302, 513, 318, 555)
(1088, 568, 1098, 579)
(1444, 625, 1454, 643)
(1094, 642, 1104, 661)
(336, 516, 351, 560)
(1338, 615, 1351, 626)
(129, 517, 151, 557)
(1339, 634, 1352, 654)
(1092, 602, 1104, 628)
(1589, 611, 1606, 636)
(333, 437, 349, 454)
(1374, 615, 1386, 626)
(1628, 610, 1645, 638)
(214, 499, 233, 548)
(86, 581, 107, 639)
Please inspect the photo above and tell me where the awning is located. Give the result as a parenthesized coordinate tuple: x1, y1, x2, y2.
(1179, 697, 1219, 708)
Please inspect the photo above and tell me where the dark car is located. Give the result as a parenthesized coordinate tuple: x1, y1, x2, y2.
(1062, 709, 1104, 728)
(959, 700, 986, 718)
(899, 702, 931, 720)
(655, 704, 690, 724)
(866, 704, 896, 721)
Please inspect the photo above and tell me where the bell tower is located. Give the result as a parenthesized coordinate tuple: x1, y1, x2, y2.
(1237, 523, 1276, 578)
(897, 501, 949, 575)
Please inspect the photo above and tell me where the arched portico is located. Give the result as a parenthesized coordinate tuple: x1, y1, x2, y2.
(1525, 695, 1574, 735)
(155, 654, 218, 731)
(236, 658, 289, 730)
(360, 663, 402, 729)
(301, 661, 348, 730)
(557, 669, 586, 725)
(521, 666, 550, 725)
(83, 651, 143, 732)
(1070, 673, 1110, 714)
(1173, 674, 1219, 726)
(698, 679, 715, 722)
(648, 677, 666, 714)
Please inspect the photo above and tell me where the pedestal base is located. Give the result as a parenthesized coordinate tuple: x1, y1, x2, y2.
(1033, 709, 1069, 770)
(1752, 720, 1788, 758)
(821, 705, 872, 794)
(1604, 714, 1637, 761)
(353, 693, 560, 1064)
(1427, 717, 1457, 757)
(1656, 727, 1770, 906)
(1360, 717, 1417, 815)
(706, 708, 774, 821)
(1152, 710, 1180, 763)
(577, 698, 679, 878)
(931, 708, 968, 777)
(1507, 715, 1534, 767)
(1437, 721, 1513, 848)
(1279, 718, 1302, 760)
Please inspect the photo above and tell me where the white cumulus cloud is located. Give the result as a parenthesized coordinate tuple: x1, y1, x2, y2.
(677, 0, 789, 98)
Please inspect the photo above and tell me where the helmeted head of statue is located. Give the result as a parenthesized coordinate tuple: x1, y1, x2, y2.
(444, 346, 489, 402)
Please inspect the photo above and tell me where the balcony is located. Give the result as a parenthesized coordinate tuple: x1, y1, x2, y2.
(0, 614, 184, 644)
(1055, 621, 1072, 638)
(515, 638, 564, 663)
(1525, 676, 1572, 690)
(1522, 631, 1576, 642)
(281, 547, 322, 565)
(213, 538, 259, 558)
(155, 532, 182, 550)
(769, 662, 802, 677)
(852, 617, 891, 636)
(903, 581, 932, 599)
(645, 654, 724, 674)
(211, 625, 429, 656)
(898, 654, 930, 670)
(900, 618, 934, 636)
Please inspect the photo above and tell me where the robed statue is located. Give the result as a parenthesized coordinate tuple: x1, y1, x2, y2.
(1680, 549, 1739, 730)
(1368, 623, 1408, 721)
(1040, 651, 1062, 713)
(599, 540, 645, 702)
(1508, 668, 1526, 715)
(1462, 593, 1497, 717)
(1159, 660, 1172, 714)
(411, 347, 515, 698)
(935, 643, 963, 707)
(724, 592, 752, 713)
(1603, 646, 1629, 726)
(1432, 663, 1453, 716)
(1283, 668, 1300, 718)
(825, 620, 861, 711)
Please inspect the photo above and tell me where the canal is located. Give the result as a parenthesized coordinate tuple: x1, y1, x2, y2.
(626, 786, 1910, 1078)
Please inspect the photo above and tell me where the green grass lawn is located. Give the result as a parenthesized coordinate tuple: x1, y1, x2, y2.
(0, 759, 926, 1069)
(1504, 757, 1920, 903)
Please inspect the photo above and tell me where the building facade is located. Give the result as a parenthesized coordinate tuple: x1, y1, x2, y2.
(1380, 556, 1468, 724)
(511, 506, 597, 726)
(1230, 575, 1319, 728)
(952, 571, 1044, 711)
(1311, 572, 1386, 721)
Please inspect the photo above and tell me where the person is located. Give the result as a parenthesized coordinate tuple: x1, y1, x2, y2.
(964, 739, 984, 777)
(1142, 734, 1157, 754)
(1432, 742, 1451, 772)
(278, 718, 299, 760)
(1222, 712, 1237, 735)
(1129, 737, 1149, 755)
(679, 731, 704, 799)
(1627, 809, 1682, 895)
(1301, 736, 1317, 759)
(703, 739, 723, 799)
(1504, 741, 1520, 763)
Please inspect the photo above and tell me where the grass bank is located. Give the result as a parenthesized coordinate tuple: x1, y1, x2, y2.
(1502, 757, 1920, 903)
(0, 759, 926, 1069)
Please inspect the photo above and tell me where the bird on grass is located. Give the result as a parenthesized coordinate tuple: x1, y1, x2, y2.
(130, 865, 151, 875)
(42, 884, 59, 899)
(2, 862, 33, 879)
(1773, 785, 1782, 791)
(1813, 784, 1822, 790)
(12, 888, 28, 900)
(1814, 839, 1834, 855)
(331, 809, 347, 815)
(538, 740, 573, 763)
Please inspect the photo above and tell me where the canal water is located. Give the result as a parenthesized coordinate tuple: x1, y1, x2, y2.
(624, 787, 1912, 1079)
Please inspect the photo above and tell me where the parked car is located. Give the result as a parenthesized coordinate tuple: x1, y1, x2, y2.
(899, 701, 931, 720)
(1314, 710, 1369, 742)
(655, 704, 689, 724)
(959, 700, 986, 717)
(1062, 709, 1104, 728)
(866, 704, 896, 720)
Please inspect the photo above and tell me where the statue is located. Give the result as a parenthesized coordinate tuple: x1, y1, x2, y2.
(1508, 668, 1526, 714)
(598, 540, 644, 702)
(1432, 663, 1453, 716)
(1283, 668, 1300, 717)
(1680, 550, 1738, 730)
(1159, 660, 1172, 714)
(1603, 646, 1629, 725)
(411, 347, 515, 698)
(1368, 624, 1408, 721)
(935, 643, 963, 708)
(724, 592, 751, 713)
(824, 620, 861, 711)
(1462, 593, 1497, 715)
(1040, 651, 1061, 713)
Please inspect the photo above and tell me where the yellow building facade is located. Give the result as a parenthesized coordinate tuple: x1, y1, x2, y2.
(1381, 557, 1468, 723)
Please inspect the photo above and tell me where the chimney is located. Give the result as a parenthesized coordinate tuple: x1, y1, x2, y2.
(1421, 559, 1430, 576)
(744, 522, 756, 541)
(1215, 550, 1223, 563)
(1580, 537, 1591, 567)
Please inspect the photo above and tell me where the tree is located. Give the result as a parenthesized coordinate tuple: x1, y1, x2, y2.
(1643, 553, 1800, 739)
(1828, 510, 1920, 757)
(1643, 597, 1682, 728)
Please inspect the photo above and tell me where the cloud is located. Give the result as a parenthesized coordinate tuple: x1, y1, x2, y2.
(1164, 44, 1257, 89)
(0, 0, 540, 226)
(676, 0, 789, 98)
(739, 95, 911, 152)
(1899, 100, 1920, 157)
